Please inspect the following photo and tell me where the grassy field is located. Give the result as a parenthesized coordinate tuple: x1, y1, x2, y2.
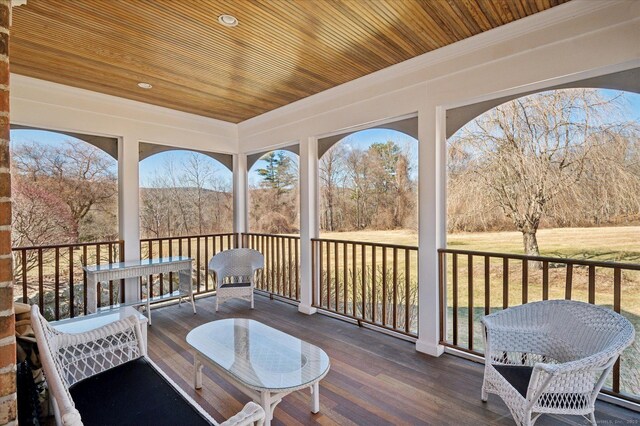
(323, 225, 640, 261)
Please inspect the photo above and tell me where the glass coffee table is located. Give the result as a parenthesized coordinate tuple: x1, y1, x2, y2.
(186, 319, 330, 425)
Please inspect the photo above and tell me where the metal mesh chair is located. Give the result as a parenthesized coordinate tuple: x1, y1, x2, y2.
(481, 300, 635, 425)
(209, 249, 264, 311)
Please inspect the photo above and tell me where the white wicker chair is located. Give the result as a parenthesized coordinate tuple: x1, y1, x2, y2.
(31, 305, 265, 426)
(481, 300, 635, 426)
(209, 249, 264, 311)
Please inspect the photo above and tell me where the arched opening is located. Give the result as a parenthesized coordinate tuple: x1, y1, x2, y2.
(248, 149, 299, 234)
(10, 128, 119, 246)
(447, 88, 640, 259)
(10, 128, 120, 317)
(139, 150, 233, 238)
(444, 87, 640, 396)
(319, 128, 418, 245)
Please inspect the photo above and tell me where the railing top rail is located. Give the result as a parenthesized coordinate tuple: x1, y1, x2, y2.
(312, 237, 418, 251)
(12, 240, 123, 251)
(141, 232, 236, 242)
(243, 232, 300, 239)
(439, 247, 640, 271)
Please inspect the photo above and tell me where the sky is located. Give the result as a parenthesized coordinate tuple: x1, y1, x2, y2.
(10, 89, 640, 187)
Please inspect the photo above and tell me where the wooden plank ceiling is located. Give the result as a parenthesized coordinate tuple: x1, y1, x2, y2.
(11, 0, 569, 123)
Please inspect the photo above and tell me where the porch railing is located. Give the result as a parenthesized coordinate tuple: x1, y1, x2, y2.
(312, 238, 419, 337)
(242, 233, 300, 302)
(12, 240, 125, 320)
(438, 248, 640, 404)
(140, 233, 238, 299)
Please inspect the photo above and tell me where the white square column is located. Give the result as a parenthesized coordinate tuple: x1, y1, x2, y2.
(415, 104, 446, 356)
(298, 136, 318, 315)
(118, 134, 141, 303)
(233, 153, 248, 238)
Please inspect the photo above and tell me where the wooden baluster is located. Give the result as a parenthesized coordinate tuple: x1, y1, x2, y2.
(382, 247, 387, 326)
(468, 254, 473, 351)
(405, 250, 411, 334)
(343, 242, 348, 315)
(565, 263, 573, 300)
(522, 258, 528, 304)
(502, 257, 508, 310)
(484, 256, 490, 316)
(372, 245, 377, 323)
(542, 260, 549, 301)
(613, 268, 621, 393)
(588, 265, 595, 304)
(452, 253, 458, 345)
(395, 248, 399, 332)
(334, 241, 339, 312)
(54, 248, 60, 320)
(69, 246, 75, 318)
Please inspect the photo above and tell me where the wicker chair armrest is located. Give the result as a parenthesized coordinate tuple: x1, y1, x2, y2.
(219, 402, 265, 426)
(54, 316, 143, 350)
(60, 408, 83, 426)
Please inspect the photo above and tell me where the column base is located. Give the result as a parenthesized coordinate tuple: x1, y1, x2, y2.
(298, 304, 317, 315)
(415, 339, 445, 357)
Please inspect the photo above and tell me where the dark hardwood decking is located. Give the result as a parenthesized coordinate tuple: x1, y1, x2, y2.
(147, 295, 639, 425)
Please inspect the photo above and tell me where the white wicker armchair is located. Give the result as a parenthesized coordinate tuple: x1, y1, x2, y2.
(31, 305, 265, 426)
(209, 249, 264, 311)
(481, 300, 634, 426)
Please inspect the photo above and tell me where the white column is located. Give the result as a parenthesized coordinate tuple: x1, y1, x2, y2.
(415, 102, 446, 356)
(233, 154, 248, 240)
(298, 136, 318, 315)
(118, 134, 141, 303)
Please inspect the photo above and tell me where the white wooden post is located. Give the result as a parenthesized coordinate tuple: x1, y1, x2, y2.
(298, 136, 318, 315)
(118, 134, 141, 303)
(233, 153, 248, 244)
(415, 103, 446, 356)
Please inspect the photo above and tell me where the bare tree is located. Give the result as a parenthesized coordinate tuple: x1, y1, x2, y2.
(320, 145, 345, 231)
(12, 139, 117, 242)
(140, 152, 233, 238)
(448, 89, 632, 257)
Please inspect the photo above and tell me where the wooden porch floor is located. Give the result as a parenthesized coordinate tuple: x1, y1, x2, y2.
(147, 295, 639, 425)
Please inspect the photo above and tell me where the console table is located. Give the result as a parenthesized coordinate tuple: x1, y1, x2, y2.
(83, 256, 195, 325)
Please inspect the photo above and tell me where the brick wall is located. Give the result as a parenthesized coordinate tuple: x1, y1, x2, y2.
(0, 1, 14, 424)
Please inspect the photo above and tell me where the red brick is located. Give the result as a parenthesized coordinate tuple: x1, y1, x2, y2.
(0, 258, 11, 282)
(0, 32, 7, 58)
(0, 63, 6, 87)
(0, 286, 11, 312)
(0, 115, 7, 143)
(0, 90, 7, 113)
(0, 398, 16, 424)
(0, 340, 15, 369)
(0, 201, 8, 224)
(0, 313, 12, 341)
(0, 4, 8, 31)
(0, 230, 9, 254)
(0, 173, 9, 199)
(0, 370, 15, 398)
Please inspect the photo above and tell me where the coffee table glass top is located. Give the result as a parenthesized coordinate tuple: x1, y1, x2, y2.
(186, 319, 330, 391)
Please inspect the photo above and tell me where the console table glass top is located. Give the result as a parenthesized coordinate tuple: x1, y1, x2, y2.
(187, 319, 330, 391)
(83, 256, 192, 272)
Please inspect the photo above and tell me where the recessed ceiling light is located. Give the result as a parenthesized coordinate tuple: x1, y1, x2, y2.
(137, 82, 153, 89)
(218, 14, 238, 27)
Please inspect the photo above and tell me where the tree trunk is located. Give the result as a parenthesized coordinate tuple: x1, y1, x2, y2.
(522, 230, 542, 269)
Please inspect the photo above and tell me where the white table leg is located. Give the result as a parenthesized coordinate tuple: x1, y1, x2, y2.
(260, 391, 272, 426)
(86, 276, 98, 314)
(310, 382, 320, 414)
(194, 355, 203, 390)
